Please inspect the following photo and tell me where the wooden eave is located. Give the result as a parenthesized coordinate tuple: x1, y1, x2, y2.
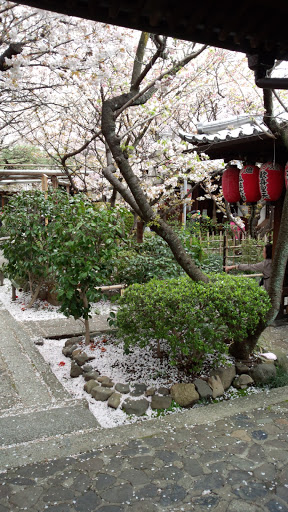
(16, 1, 288, 62)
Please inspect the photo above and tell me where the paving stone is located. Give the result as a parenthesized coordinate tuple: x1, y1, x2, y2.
(9, 487, 43, 508)
(266, 499, 288, 512)
(99, 483, 134, 503)
(252, 430, 268, 440)
(73, 491, 101, 511)
(93, 473, 117, 491)
(233, 482, 268, 500)
(119, 468, 149, 485)
(42, 485, 75, 502)
(158, 483, 187, 506)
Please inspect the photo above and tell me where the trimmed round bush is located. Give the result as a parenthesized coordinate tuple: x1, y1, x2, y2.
(115, 273, 271, 374)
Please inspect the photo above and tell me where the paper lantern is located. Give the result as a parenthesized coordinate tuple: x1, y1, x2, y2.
(239, 165, 261, 203)
(222, 165, 241, 203)
(285, 162, 288, 188)
(259, 162, 284, 201)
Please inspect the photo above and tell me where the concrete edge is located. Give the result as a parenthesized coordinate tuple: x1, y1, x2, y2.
(2, 385, 287, 471)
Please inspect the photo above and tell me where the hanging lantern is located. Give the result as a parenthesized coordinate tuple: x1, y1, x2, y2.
(222, 165, 241, 203)
(285, 162, 288, 188)
(259, 162, 284, 202)
(239, 165, 261, 203)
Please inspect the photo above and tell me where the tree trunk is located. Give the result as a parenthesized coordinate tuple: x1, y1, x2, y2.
(80, 290, 91, 345)
(101, 94, 209, 283)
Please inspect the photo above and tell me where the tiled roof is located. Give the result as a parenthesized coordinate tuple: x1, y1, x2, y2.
(179, 117, 287, 163)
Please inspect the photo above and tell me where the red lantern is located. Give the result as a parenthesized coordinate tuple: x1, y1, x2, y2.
(239, 165, 261, 203)
(259, 162, 284, 201)
(285, 162, 288, 188)
(222, 165, 241, 203)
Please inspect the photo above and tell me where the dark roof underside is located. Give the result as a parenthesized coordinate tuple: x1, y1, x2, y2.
(16, 0, 288, 61)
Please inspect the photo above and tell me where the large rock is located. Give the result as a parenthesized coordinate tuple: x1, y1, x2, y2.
(207, 375, 224, 398)
(122, 398, 149, 416)
(151, 395, 172, 410)
(193, 378, 213, 399)
(170, 383, 199, 407)
(250, 363, 276, 385)
(210, 366, 236, 390)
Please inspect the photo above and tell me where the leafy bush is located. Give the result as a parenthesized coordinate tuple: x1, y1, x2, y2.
(115, 229, 205, 285)
(115, 273, 271, 374)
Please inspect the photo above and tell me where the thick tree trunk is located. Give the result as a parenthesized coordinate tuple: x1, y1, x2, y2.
(101, 94, 209, 283)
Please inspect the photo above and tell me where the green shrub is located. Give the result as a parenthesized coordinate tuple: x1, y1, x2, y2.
(115, 273, 271, 374)
(115, 229, 205, 285)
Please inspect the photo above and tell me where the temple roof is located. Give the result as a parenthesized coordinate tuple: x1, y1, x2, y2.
(179, 116, 288, 164)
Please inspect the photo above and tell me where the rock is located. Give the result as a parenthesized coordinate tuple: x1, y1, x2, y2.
(207, 375, 224, 398)
(102, 380, 115, 388)
(65, 336, 83, 347)
(70, 361, 83, 378)
(250, 363, 276, 385)
(193, 378, 213, 399)
(170, 383, 199, 407)
(235, 362, 251, 374)
(91, 387, 113, 401)
(122, 398, 149, 416)
(82, 364, 94, 373)
(210, 366, 236, 390)
(84, 371, 100, 382)
(73, 352, 92, 366)
(108, 392, 121, 409)
(151, 395, 172, 410)
(98, 376, 111, 384)
(157, 386, 170, 396)
(115, 383, 130, 394)
(84, 379, 99, 394)
(233, 374, 254, 389)
(62, 344, 77, 357)
(130, 383, 147, 396)
(145, 387, 156, 397)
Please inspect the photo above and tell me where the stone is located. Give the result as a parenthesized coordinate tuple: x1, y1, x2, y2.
(64, 336, 83, 347)
(122, 398, 149, 416)
(207, 375, 225, 398)
(193, 378, 213, 399)
(82, 364, 93, 373)
(62, 344, 78, 357)
(98, 375, 112, 384)
(130, 383, 147, 396)
(151, 394, 172, 410)
(101, 380, 114, 388)
(73, 351, 93, 366)
(91, 387, 113, 401)
(233, 374, 254, 389)
(70, 361, 83, 378)
(157, 386, 170, 395)
(108, 392, 121, 409)
(235, 361, 251, 374)
(145, 387, 155, 397)
(84, 371, 100, 382)
(210, 365, 236, 390)
(170, 383, 199, 407)
(115, 383, 130, 394)
(84, 379, 99, 394)
(250, 363, 276, 384)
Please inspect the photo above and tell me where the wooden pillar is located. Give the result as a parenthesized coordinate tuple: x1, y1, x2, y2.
(51, 175, 58, 189)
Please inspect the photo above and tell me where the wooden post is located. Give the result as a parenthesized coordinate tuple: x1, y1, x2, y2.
(51, 175, 58, 189)
(41, 174, 49, 226)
